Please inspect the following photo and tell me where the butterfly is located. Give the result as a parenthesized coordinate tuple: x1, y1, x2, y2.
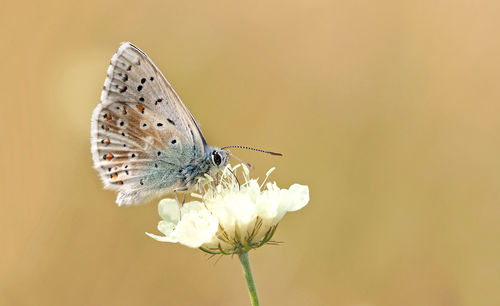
(91, 42, 282, 206)
(90, 42, 234, 206)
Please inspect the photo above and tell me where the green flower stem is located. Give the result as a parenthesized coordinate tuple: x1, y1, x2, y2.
(238, 251, 260, 306)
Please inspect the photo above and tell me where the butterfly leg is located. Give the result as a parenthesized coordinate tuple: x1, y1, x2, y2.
(197, 181, 212, 211)
(174, 187, 188, 218)
(197, 180, 202, 193)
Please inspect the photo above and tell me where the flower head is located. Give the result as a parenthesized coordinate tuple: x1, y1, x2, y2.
(146, 164, 309, 254)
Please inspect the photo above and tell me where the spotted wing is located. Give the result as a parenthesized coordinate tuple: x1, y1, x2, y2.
(91, 42, 206, 205)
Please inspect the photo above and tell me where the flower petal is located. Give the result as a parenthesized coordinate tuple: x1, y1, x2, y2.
(145, 231, 178, 243)
(157, 220, 176, 236)
(286, 184, 310, 211)
(158, 199, 180, 224)
(172, 202, 219, 248)
(272, 184, 310, 223)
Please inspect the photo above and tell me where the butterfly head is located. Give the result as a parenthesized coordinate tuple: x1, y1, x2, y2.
(207, 147, 230, 171)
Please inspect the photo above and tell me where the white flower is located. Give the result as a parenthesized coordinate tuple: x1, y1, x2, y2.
(146, 164, 309, 254)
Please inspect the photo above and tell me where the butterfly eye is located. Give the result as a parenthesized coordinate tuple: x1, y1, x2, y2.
(212, 151, 222, 166)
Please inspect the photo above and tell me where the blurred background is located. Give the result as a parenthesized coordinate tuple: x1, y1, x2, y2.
(1, 0, 499, 305)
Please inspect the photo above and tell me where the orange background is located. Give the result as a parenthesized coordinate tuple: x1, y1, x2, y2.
(1, 1, 499, 305)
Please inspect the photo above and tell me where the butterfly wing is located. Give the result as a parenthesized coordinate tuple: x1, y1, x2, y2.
(91, 42, 206, 205)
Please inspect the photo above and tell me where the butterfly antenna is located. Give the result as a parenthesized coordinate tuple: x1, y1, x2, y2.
(220, 146, 283, 157)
